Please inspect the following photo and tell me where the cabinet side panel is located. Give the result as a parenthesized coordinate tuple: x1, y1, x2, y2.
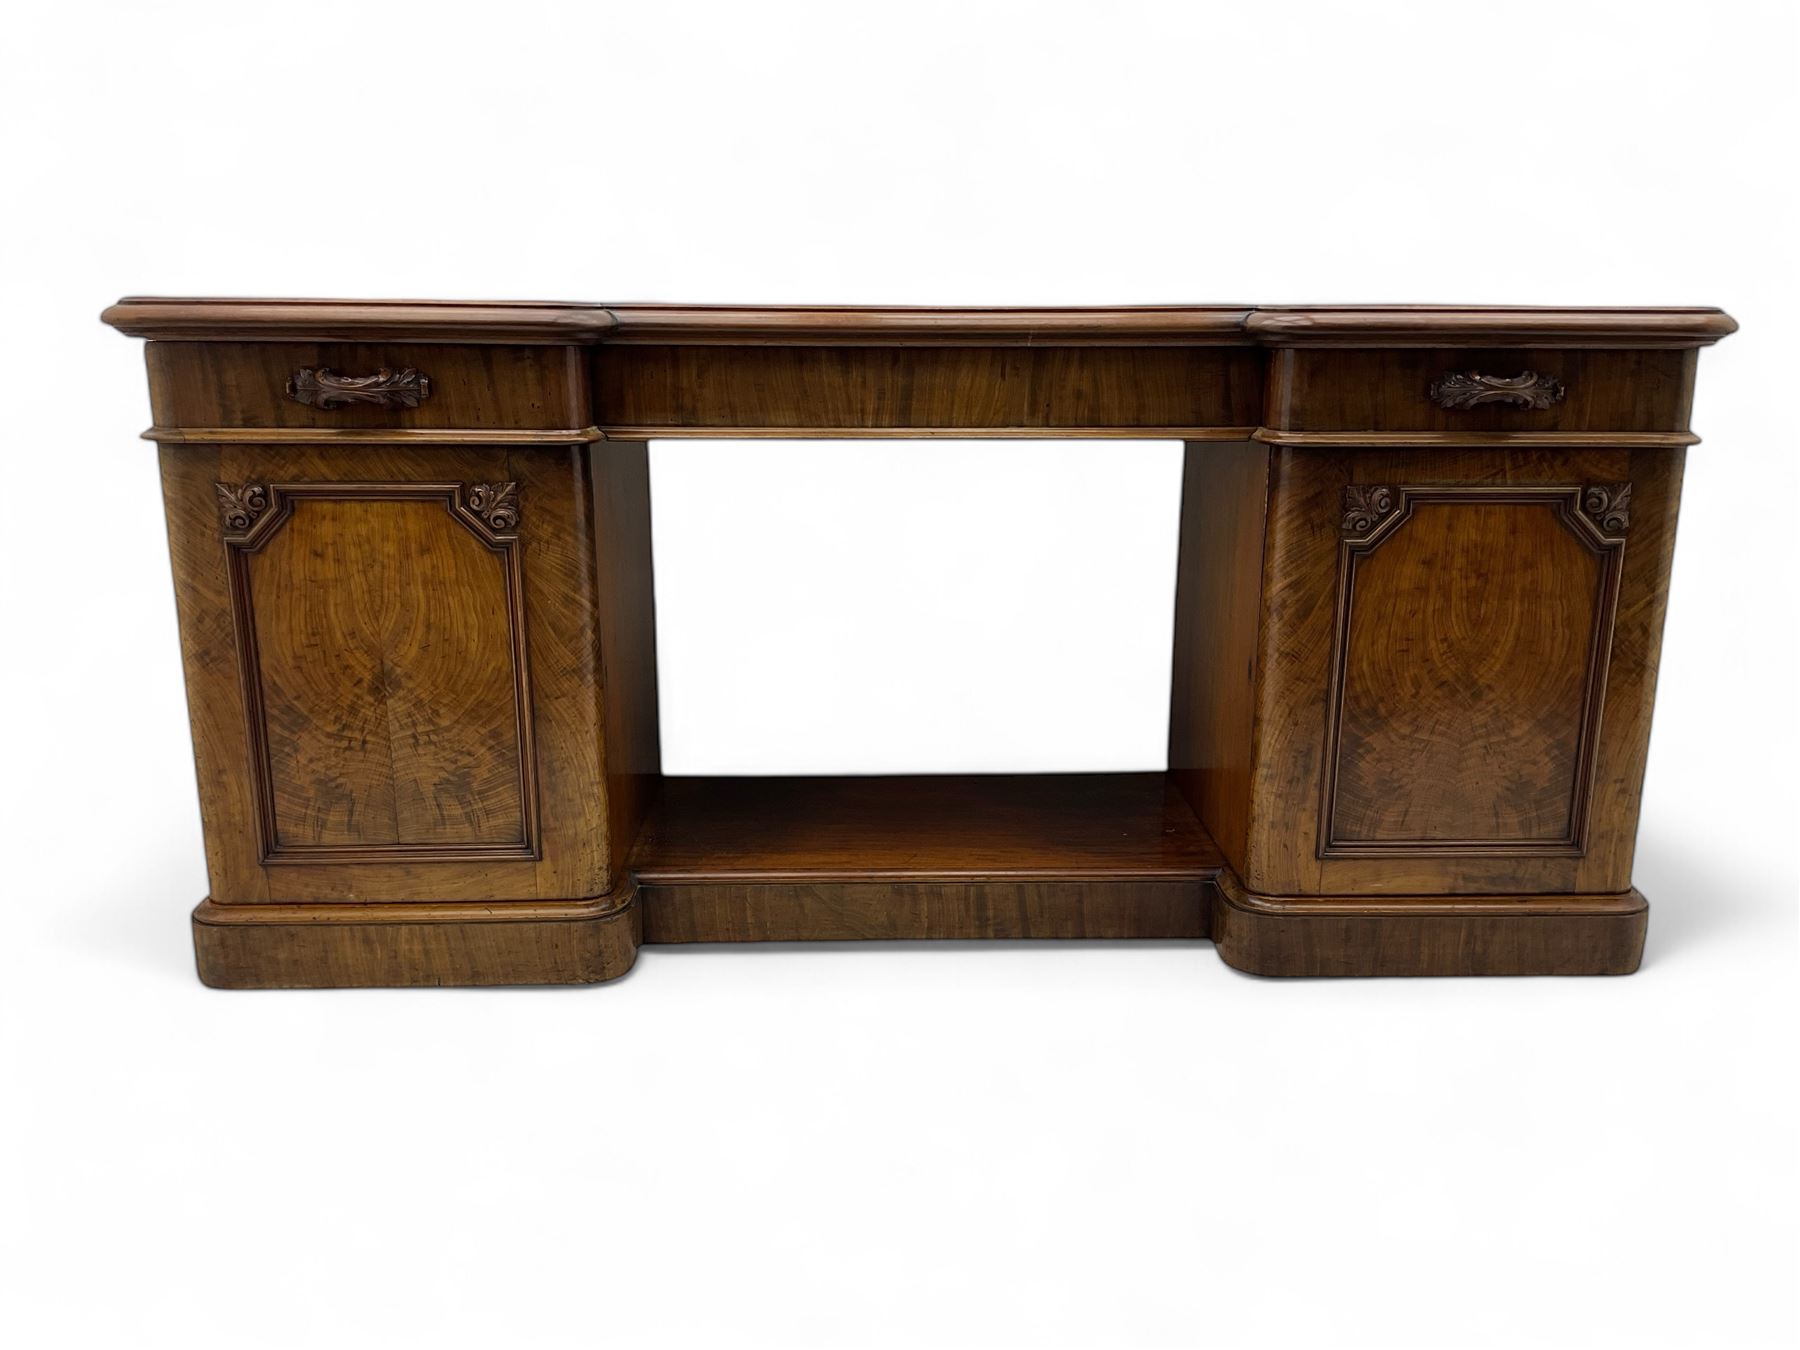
(158, 444, 269, 901)
(591, 441, 662, 866)
(1167, 440, 1269, 871)
(504, 446, 614, 897)
(1244, 446, 1342, 893)
(1578, 446, 1684, 887)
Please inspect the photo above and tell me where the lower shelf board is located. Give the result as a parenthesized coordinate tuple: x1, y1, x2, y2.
(631, 772, 1223, 881)
(629, 773, 1223, 942)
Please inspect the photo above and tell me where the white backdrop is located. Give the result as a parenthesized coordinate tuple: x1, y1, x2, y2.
(2, 3, 1796, 1348)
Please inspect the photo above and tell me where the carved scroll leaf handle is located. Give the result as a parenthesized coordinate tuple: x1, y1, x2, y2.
(286, 366, 432, 410)
(1428, 370, 1565, 411)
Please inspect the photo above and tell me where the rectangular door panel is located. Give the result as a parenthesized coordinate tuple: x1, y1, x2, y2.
(223, 484, 536, 861)
(1323, 488, 1625, 855)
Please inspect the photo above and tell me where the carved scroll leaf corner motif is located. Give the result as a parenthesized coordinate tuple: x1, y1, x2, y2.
(1341, 484, 1397, 538)
(215, 482, 269, 536)
(285, 366, 432, 410)
(465, 481, 520, 535)
(1428, 370, 1566, 411)
(1582, 482, 1632, 536)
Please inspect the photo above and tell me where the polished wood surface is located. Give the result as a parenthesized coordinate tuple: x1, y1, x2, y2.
(634, 774, 1219, 943)
(633, 774, 1222, 882)
(105, 298, 624, 344)
(1166, 439, 1268, 874)
(642, 882, 1208, 944)
(1326, 491, 1620, 853)
(592, 344, 1262, 436)
(590, 440, 662, 876)
(1266, 347, 1695, 433)
(1245, 305, 1734, 347)
(190, 886, 639, 988)
(104, 298, 1734, 984)
(1211, 873, 1647, 978)
(147, 341, 588, 428)
(105, 298, 1735, 346)
(240, 492, 531, 854)
(164, 443, 619, 904)
(1244, 444, 1684, 897)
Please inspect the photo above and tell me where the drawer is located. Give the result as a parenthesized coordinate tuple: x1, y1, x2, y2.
(145, 342, 590, 431)
(1267, 346, 1697, 434)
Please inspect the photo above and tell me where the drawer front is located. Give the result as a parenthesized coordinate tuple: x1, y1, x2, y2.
(1268, 346, 1696, 434)
(146, 342, 589, 431)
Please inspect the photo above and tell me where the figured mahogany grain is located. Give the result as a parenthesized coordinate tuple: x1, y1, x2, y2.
(592, 344, 1263, 435)
(246, 497, 527, 849)
(175, 443, 619, 903)
(1328, 499, 1608, 849)
(1266, 347, 1696, 433)
(148, 342, 589, 430)
(1244, 445, 1680, 896)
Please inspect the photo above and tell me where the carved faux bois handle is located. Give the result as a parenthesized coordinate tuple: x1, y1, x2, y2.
(1428, 369, 1565, 410)
(285, 366, 432, 410)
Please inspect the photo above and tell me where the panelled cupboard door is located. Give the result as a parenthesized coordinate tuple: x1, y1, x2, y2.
(160, 442, 618, 903)
(1244, 445, 1682, 898)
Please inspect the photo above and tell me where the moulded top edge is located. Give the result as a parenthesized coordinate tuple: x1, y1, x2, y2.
(99, 299, 1738, 347)
(1244, 306, 1737, 347)
(99, 298, 621, 345)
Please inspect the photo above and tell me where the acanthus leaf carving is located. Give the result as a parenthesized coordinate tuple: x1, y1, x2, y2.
(465, 482, 520, 536)
(1581, 482, 1632, 536)
(285, 366, 432, 410)
(1341, 484, 1397, 538)
(215, 482, 269, 536)
(1428, 370, 1566, 411)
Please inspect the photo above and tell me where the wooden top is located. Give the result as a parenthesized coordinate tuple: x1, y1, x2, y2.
(102, 298, 1736, 348)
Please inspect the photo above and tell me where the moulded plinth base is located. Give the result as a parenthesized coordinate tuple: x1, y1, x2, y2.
(191, 883, 641, 989)
(1209, 872, 1648, 977)
(189, 869, 1649, 986)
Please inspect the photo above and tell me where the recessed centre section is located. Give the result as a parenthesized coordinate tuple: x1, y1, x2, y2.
(649, 439, 1184, 775)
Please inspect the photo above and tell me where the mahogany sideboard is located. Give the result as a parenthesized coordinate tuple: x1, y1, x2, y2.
(101, 298, 1736, 985)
